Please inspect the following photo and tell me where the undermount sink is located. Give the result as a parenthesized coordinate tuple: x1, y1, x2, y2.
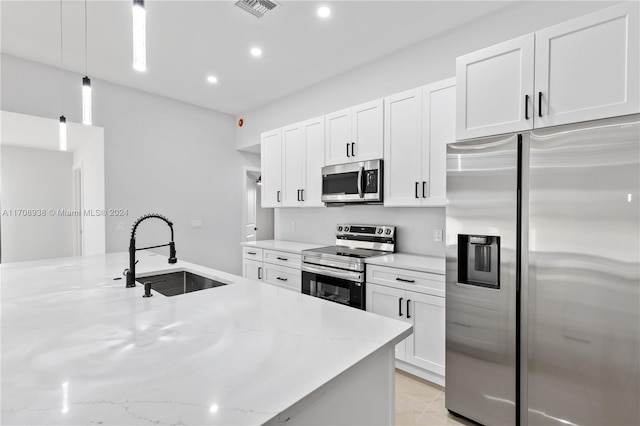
(136, 271, 227, 297)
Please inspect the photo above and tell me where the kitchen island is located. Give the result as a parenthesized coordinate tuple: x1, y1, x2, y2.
(1, 252, 412, 425)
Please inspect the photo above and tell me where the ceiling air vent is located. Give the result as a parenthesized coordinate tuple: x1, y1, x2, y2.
(235, 0, 280, 19)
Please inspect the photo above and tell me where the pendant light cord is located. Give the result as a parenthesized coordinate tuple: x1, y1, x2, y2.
(60, 0, 64, 114)
(84, 0, 88, 74)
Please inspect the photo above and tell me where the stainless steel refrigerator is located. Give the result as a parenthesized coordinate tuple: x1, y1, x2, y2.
(445, 114, 640, 426)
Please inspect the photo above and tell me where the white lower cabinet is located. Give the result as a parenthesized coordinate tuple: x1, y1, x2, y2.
(242, 247, 302, 292)
(263, 263, 301, 292)
(366, 265, 445, 385)
(243, 259, 263, 281)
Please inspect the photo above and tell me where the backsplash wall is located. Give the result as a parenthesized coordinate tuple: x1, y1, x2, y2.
(275, 206, 445, 257)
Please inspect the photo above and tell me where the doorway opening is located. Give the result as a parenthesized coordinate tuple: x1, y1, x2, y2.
(243, 167, 274, 242)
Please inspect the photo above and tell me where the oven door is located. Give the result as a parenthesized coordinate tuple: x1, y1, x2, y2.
(321, 160, 382, 203)
(301, 263, 365, 310)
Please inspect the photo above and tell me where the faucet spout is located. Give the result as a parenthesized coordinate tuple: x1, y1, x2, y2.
(125, 213, 177, 288)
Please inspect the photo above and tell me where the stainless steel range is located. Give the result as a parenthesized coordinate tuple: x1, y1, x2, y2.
(301, 224, 396, 309)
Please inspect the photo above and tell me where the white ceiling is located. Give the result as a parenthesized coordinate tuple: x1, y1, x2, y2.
(1, 1, 513, 115)
(1, 110, 102, 152)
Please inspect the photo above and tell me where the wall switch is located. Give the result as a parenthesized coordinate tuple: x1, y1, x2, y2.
(117, 222, 125, 232)
(434, 229, 443, 242)
(190, 219, 203, 229)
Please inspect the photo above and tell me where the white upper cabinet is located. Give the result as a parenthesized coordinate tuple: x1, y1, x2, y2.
(384, 88, 423, 207)
(270, 117, 326, 208)
(325, 108, 351, 166)
(301, 116, 325, 207)
(422, 79, 456, 206)
(457, 2, 639, 140)
(534, 2, 639, 128)
(351, 99, 384, 162)
(456, 34, 535, 140)
(325, 99, 383, 166)
(384, 79, 455, 207)
(261, 128, 282, 208)
(281, 123, 303, 207)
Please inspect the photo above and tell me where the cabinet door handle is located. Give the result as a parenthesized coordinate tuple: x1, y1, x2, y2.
(277, 256, 288, 261)
(301, 189, 304, 202)
(415, 182, 419, 199)
(351, 142, 355, 157)
(525, 94, 530, 120)
(277, 190, 281, 203)
(396, 277, 415, 283)
(538, 92, 543, 117)
(276, 277, 288, 282)
(399, 297, 404, 317)
(258, 267, 262, 280)
(346, 143, 350, 157)
(407, 299, 411, 319)
(297, 189, 301, 202)
(247, 251, 257, 255)
(422, 181, 428, 198)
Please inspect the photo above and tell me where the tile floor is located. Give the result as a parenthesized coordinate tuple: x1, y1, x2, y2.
(395, 370, 476, 426)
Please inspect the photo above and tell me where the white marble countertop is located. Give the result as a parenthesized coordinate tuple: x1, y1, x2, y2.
(1, 252, 411, 425)
(365, 253, 446, 275)
(241, 239, 326, 254)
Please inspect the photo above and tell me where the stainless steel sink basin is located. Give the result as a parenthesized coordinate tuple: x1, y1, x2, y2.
(136, 271, 227, 297)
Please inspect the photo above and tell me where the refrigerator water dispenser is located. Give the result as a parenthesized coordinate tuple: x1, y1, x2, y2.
(458, 235, 500, 289)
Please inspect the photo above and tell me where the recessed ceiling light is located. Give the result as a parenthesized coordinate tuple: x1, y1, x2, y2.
(317, 6, 331, 18)
(250, 47, 263, 57)
(207, 75, 218, 84)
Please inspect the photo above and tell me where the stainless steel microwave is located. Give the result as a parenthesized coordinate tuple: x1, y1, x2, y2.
(321, 159, 383, 204)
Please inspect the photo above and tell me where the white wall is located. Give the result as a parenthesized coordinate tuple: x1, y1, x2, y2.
(235, 1, 617, 257)
(72, 127, 106, 256)
(1, 54, 259, 274)
(276, 207, 445, 256)
(0, 145, 74, 262)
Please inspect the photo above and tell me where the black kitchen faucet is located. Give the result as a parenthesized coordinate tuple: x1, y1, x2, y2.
(124, 213, 177, 288)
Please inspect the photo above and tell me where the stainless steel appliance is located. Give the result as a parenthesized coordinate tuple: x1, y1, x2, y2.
(446, 115, 640, 426)
(301, 224, 395, 309)
(321, 160, 383, 204)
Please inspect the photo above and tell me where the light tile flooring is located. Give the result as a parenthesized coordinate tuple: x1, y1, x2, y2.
(395, 370, 476, 426)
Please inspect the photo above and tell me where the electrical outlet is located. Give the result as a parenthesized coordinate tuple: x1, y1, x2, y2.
(190, 219, 203, 229)
(117, 222, 125, 232)
(434, 229, 443, 242)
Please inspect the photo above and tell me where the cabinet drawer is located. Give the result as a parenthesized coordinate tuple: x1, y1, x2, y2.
(263, 250, 301, 268)
(243, 247, 263, 261)
(263, 264, 301, 293)
(366, 265, 444, 297)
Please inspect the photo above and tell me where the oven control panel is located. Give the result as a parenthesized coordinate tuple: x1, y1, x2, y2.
(336, 224, 395, 239)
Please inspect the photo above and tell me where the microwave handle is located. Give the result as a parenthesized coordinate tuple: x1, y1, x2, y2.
(357, 166, 364, 198)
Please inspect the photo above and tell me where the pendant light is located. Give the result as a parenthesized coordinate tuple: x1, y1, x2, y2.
(81, 0, 92, 125)
(132, 0, 146, 72)
(59, 0, 67, 151)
